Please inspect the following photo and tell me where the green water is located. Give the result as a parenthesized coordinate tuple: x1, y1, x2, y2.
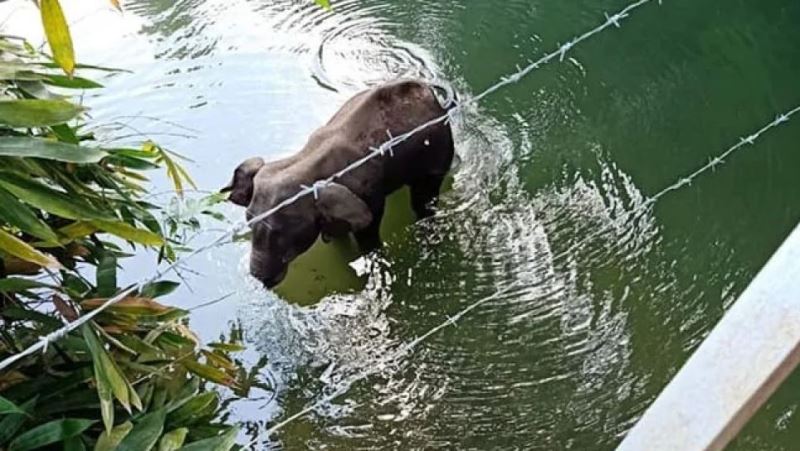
(4, 0, 800, 448)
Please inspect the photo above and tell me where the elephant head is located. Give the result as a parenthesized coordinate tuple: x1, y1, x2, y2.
(223, 160, 372, 288)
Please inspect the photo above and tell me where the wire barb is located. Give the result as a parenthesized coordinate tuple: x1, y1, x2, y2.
(740, 134, 757, 145)
(606, 11, 629, 28)
(385, 130, 396, 156)
(300, 180, 330, 200)
(39, 322, 70, 354)
(39, 335, 51, 354)
(708, 156, 724, 171)
(444, 108, 459, 126)
(559, 40, 575, 61)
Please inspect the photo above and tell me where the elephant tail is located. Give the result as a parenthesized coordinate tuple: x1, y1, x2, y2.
(429, 80, 458, 111)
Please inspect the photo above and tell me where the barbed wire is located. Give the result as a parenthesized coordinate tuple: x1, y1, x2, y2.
(256, 104, 800, 444)
(0, 0, 665, 373)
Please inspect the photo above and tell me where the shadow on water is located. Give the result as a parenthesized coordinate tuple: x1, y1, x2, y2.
(272, 185, 430, 305)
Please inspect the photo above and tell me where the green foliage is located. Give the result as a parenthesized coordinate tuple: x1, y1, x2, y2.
(0, 99, 84, 128)
(0, 395, 26, 415)
(8, 418, 95, 451)
(0, 20, 247, 451)
(0, 136, 106, 163)
(115, 409, 165, 451)
(314, 0, 332, 10)
(94, 421, 133, 451)
(39, 0, 75, 76)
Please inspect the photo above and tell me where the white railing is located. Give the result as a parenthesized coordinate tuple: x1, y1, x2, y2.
(617, 222, 800, 451)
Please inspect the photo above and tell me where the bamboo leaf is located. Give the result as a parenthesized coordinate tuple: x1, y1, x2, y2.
(90, 219, 165, 246)
(106, 154, 161, 171)
(16, 81, 60, 103)
(82, 297, 183, 317)
(99, 391, 114, 435)
(137, 383, 154, 412)
(82, 325, 131, 426)
(0, 186, 59, 243)
(58, 221, 98, 240)
(140, 280, 180, 298)
(127, 379, 143, 412)
(0, 171, 109, 220)
(106, 148, 159, 160)
(162, 156, 183, 197)
(116, 408, 166, 451)
(0, 137, 107, 163)
(93, 421, 133, 451)
(202, 350, 236, 372)
(0, 396, 38, 445)
(35, 388, 99, 416)
(50, 123, 80, 144)
(158, 428, 188, 451)
(1, 305, 61, 327)
(207, 342, 246, 353)
(8, 418, 95, 451)
(64, 435, 87, 451)
(0, 277, 54, 293)
(182, 360, 236, 388)
(0, 62, 46, 81)
(0, 99, 83, 127)
(96, 253, 117, 297)
(166, 392, 217, 428)
(0, 395, 26, 415)
(115, 334, 162, 356)
(0, 228, 61, 269)
(0, 40, 30, 57)
(97, 343, 131, 412)
(37, 61, 127, 73)
(173, 162, 197, 190)
(82, 325, 114, 433)
(40, 0, 76, 76)
(177, 427, 238, 451)
(43, 74, 103, 89)
(153, 332, 195, 351)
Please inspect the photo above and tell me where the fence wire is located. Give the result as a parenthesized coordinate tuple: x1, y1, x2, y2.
(0, 0, 667, 373)
(258, 105, 800, 443)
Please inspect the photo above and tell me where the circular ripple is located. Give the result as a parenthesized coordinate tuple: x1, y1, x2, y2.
(308, 1, 438, 91)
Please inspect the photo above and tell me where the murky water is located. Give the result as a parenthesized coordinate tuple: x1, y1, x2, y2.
(4, 0, 800, 448)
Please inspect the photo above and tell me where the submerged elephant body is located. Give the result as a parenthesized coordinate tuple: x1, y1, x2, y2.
(224, 79, 456, 287)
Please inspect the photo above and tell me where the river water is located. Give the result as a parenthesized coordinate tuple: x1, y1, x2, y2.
(4, 0, 800, 449)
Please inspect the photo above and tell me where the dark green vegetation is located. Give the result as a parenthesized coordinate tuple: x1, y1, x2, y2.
(0, 1, 257, 449)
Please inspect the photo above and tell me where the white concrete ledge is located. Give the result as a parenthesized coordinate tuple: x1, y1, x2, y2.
(617, 222, 800, 451)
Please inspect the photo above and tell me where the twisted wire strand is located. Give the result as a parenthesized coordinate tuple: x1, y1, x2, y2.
(256, 105, 800, 443)
(0, 0, 666, 373)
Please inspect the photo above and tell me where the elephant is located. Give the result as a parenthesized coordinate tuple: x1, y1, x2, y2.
(222, 79, 456, 288)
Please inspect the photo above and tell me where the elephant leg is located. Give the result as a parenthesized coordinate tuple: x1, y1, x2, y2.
(410, 174, 445, 219)
(355, 198, 385, 252)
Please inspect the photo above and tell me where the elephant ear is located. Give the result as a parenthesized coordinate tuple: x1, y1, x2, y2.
(316, 183, 373, 231)
(221, 157, 265, 206)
